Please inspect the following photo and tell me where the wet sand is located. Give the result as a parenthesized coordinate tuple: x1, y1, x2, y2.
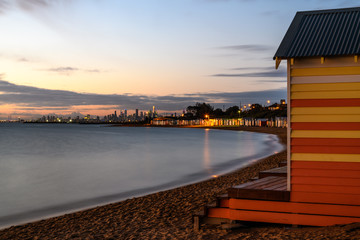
(1, 126, 359, 239)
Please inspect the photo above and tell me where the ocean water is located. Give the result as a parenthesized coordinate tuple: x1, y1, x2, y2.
(0, 123, 284, 228)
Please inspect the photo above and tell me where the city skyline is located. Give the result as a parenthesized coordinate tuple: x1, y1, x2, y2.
(0, 0, 358, 119)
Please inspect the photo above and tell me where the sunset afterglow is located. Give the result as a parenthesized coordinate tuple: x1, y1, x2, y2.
(0, 0, 357, 119)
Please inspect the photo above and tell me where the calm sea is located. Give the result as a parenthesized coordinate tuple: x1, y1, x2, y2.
(0, 123, 283, 228)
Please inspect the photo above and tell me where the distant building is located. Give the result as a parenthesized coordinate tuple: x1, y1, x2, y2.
(267, 100, 286, 111)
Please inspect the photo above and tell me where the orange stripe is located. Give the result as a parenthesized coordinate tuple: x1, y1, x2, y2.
(292, 184, 360, 195)
(291, 168, 360, 178)
(207, 207, 230, 219)
(291, 138, 360, 146)
(228, 209, 360, 226)
(291, 122, 360, 130)
(291, 192, 360, 205)
(292, 176, 360, 186)
(291, 99, 360, 107)
(220, 199, 229, 208)
(291, 161, 360, 170)
(291, 145, 360, 154)
(229, 198, 360, 217)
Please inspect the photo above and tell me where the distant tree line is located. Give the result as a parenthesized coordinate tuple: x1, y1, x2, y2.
(185, 102, 286, 119)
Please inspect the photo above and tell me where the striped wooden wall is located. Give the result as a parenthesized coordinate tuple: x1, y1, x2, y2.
(289, 56, 360, 207)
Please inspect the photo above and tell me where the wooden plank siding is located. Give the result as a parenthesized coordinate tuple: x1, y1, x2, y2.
(292, 161, 360, 170)
(291, 99, 360, 107)
(291, 122, 360, 130)
(291, 66, 360, 77)
(291, 138, 360, 146)
(291, 130, 360, 138)
(291, 146, 360, 154)
(228, 199, 360, 218)
(200, 10, 360, 227)
(289, 56, 360, 213)
(207, 207, 360, 226)
(202, 57, 360, 227)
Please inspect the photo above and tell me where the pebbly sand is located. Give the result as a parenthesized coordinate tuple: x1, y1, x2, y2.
(0, 126, 359, 239)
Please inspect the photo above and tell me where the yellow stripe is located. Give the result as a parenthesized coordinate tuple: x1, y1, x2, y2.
(291, 91, 360, 99)
(291, 153, 360, 162)
(291, 107, 360, 115)
(291, 66, 360, 77)
(291, 115, 360, 122)
(291, 82, 360, 92)
(291, 130, 360, 138)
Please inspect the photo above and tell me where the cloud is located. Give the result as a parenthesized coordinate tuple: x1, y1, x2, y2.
(212, 70, 286, 78)
(44, 66, 102, 75)
(18, 57, 29, 62)
(261, 10, 280, 16)
(14, 106, 70, 111)
(0, 0, 51, 14)
(0, 0, 78, 16)
(229, 66, 278, 71)
(315, 0, 360, 9)
(86, 69, 101, 73)
(203, 0, 253, 2)
(256, 79, 287, 83)
(0, 0, 10, 14)
(0, 80, 287, 113)
(16, 0, 50, 11)
(219, 44, 273, 53)
(212, 66, 287, 78)
(46, 66, 79, 73)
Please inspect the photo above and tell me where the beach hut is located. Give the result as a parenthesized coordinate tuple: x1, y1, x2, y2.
(273, 6, 360, 225)
(197, 7, 360, 227)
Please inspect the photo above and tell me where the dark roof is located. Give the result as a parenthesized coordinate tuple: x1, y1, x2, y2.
(274, 7, 360, 59)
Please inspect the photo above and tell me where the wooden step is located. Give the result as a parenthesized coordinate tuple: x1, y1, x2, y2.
(216, 194, 229, 208)
(259, 166, 287, 179)
(206, 206, 360, 227)
(279, 161, 287, 167)
(227, 176, 290, 201)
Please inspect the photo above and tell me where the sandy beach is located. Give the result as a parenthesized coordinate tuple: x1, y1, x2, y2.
(0, 126, 359, 239)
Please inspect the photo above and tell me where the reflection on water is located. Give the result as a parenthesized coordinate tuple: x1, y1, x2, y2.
(203, 128, 212, 175)
(0, 124, 284, 228)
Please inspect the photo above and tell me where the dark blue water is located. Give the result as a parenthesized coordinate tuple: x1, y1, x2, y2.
(0, 123, 283, 228)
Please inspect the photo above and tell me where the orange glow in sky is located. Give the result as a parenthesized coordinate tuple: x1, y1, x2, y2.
(0, 1, 353, 119)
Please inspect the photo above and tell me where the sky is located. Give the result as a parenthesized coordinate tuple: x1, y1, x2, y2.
(0, 0, 359, 119)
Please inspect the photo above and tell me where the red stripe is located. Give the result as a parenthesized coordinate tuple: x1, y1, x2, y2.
(229, 198, 360, 218)
(291, 138, 360, 146)
(291, 161, 360, 170)
(292, 184, 360, 195)
(229, 208, 360, 226)
(291, 168, 360, 178)
(291, 145, 360, 154)
(291, 122, 360, 130)
(291, 99, 360, 107)
(291, 192, 360, 205)
(292, 176, 360, 186)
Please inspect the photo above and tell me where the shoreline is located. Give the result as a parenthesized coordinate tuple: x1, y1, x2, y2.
(1, 126, 358, 239)
(0, 125, 283, 230)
